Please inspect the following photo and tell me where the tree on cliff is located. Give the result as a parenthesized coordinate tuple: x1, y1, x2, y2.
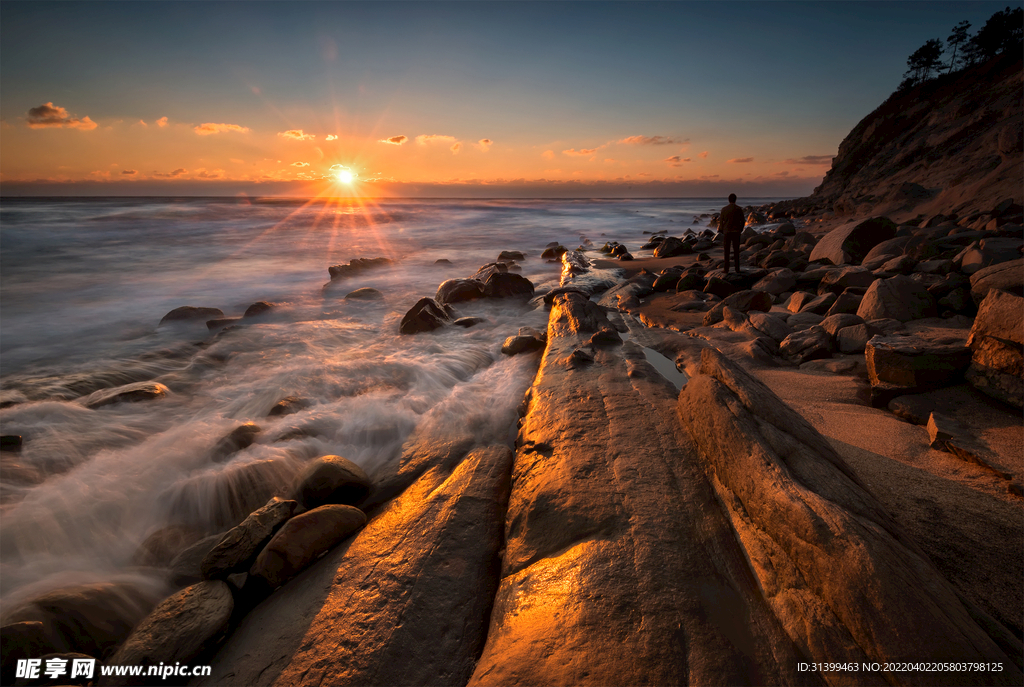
(945, 20, 972, 74)
(901, 38, 944, 87)
(963, 6, 1023, 64)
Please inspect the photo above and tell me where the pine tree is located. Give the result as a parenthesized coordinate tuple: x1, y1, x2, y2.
(902, 39, 945, 86)
(945, 20, 972, 74)
(967, 6, 1023, 62)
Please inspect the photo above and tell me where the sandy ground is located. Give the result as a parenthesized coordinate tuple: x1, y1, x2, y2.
(612, 242, 1024, 640)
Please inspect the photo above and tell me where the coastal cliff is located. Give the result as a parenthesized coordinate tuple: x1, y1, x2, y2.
(776, 53, 1022, 223)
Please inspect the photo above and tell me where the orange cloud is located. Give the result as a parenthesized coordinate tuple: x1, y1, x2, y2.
(783, 155, 834, 165)
(542, 150, 555, 160)
(380, 135, 407, 145)
(121, 169, 138, 175)
(278, 129, 314, 141)
(156, 117, 169, 128)
(665, 156, 691, 166)
(325, 134, 338, 141)
(195, 169, 224, 179)
(562, 148, 598, 156)
(137, 120, 148, 127)
(194, 123, 250, 135)
(727, 157, 754, 163)
(26, 102, 97, 130)
(699, 151, 709, 158)
(151, 168, 187, 178)
(476, 138, 493, 152)
(416, 134, 457, 145)
(291, 162, 310, 167)
(618, 135, 686, 146)
(451, 142, 462, 154)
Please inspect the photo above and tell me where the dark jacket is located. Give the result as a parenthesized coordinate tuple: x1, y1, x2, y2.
(719, 202, 745, 234)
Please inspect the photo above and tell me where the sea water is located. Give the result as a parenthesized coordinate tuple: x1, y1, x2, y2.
(0, 196, 773, 609)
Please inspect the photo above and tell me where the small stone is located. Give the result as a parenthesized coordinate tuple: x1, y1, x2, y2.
(159, 306, 224, 325)
(268, 396, 308, 417)
(344, 288, 384, 300)
(926, 412, 960, 450)
(211, 422, 261, 463)
(82, 382, 169, 409)
(243, 301, 275, 317)
(453, 316, 486, 328)
(201, 497, 300, 579)
(399, 298, 454, 334)
(291, 454, 372, 509)
(501, 334, 545, 356)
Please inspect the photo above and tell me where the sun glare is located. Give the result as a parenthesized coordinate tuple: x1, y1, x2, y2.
(336, 169, 355, 184)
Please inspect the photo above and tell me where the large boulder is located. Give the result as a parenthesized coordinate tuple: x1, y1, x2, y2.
(862, 236, 912, 264)
(290, 454, 371, 509)
(652, 236, 692, 258)
(856, 275, 936, 322)
(104, 581, 234, 686)
(399, 298, 454, 335)
(779, 326, 833, 363)
(820, 313, 864, 338)
(965, 289, 1024, 408)
(483, 271, 534, 298)
(748, 312, 794, 343)
(969, 258, 1024, 304)
(751, 268, 796, 295)
(836, 323, 884, 353)
(328, 257, 392, 280)
(809, 216, 897, 265)
(435, 279, 486, 304)
(677, 349, 1020, 682)
(201, 497, 300, 579)
(249, 505, 367, 589)
(865, 333, 972, 405)
(818, 266, 877, 294)
(701, 290, 773, 326)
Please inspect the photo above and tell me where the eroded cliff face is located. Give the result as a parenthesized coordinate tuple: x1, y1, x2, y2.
(783, 53, 1022, 222)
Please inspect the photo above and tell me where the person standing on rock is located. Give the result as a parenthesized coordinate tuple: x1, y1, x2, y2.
(720, 193, 745, 273)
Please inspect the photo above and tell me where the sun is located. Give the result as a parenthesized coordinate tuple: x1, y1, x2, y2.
(335, 169, 355, 184)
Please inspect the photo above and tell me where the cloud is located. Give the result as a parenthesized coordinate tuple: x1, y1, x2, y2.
(278, 129, 314, 141)
(291, 162, 310, 167)
(121, 169, 138, 175)
(195, 169, 224, 179)
(618, 135, 687, 146)
(451, 142, 462, 154)
(137, 120, 148, 127)
(562, 148, 599, 156)
(325, 134, 338, 141)
(664, 156, 693, 167)
(783, 155, 834, 165)
(26, 102, 97, 130)
(156, 117, 169, 128)
(698, 151, 709, 159)
(475, 138, 493, 152)
(776, 171, 790, 177)
(416, 134, 457, 145)
(89, 170, 110, 179)
(727, 157, 754, 163)
(194, 122, 250, 135)
(542, 150, 555, 160)
(152, 168, 187, 178)
(380, 135, 407, 145)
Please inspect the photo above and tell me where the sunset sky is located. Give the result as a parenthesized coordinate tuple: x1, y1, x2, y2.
(0, 1, 1015, 197)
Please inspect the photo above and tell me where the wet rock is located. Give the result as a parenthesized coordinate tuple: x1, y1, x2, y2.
(160, 458, 293, 530)
(201, 497, 299, 580)
(206, 317, 241, 330)
(268, 396, 307, 416)
(104, 581, 233, 686)
(210, 422, 261, 463)
(836, 323, 884, 353)
(242, 301, 275, 317)
(675, 270, 706, 292)
(779, 326, 833, 363)
(652, 236, 692, 258)
(290, 454, 371, 509)
(703, 276, 738, 299)
(133, 525, 203, 567)
(652, 272, 682, 291)
(857, 275, 937, 322)
(810, 216, 897, 265)
(701, 290, 773, 326)
(82, 382, 169, 409)
(483, 271, 534, 299)
(436, 278, 486, 304)
(617, 251, 634, 261)
(328, 257, 391, 280)
(453, 316, 485, 328)
(4, 583, 158, 660)
(249, 505, 367, 589)
(969, 258, 1023, 304)
(344, 287, 384, 301)
(751, 268, 796, 295)
(159, 306, 224, 325)
(965, 289, 1023, 408)
(1, 435, 23, 451)
(587, 326, 622, 347)
(540, 245, 567, 260)
(0, 622, 58, 686)
(501, 334, 545, 356)
(434, 258, 452, 265)
(399, 297, 454, 335)
(677, 349, 1019, 680)
(200, 444, 513, 687)
(865, 333, 972, 405)
(169, 533, 223, 588)
(498, 250, 526, 261)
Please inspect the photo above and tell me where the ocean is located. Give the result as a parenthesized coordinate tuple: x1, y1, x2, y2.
(0, 196, 777, 609)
